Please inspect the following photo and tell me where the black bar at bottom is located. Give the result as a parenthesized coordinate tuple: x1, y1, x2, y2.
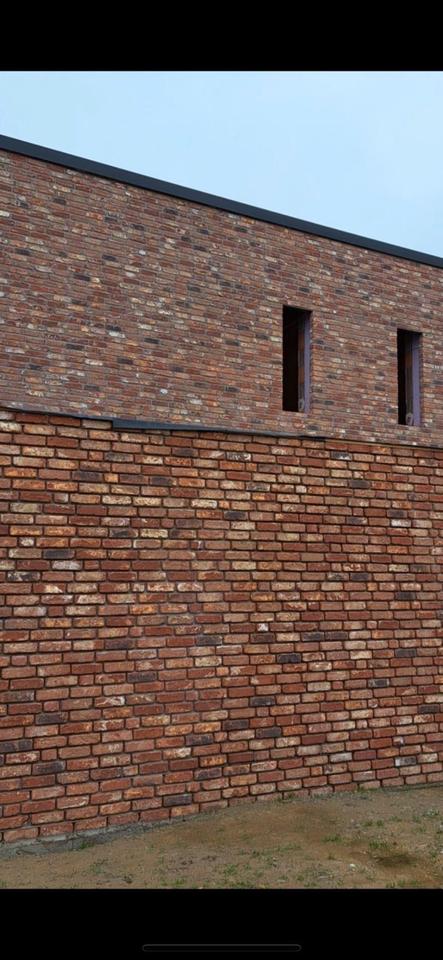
(142, 947, 302, 954)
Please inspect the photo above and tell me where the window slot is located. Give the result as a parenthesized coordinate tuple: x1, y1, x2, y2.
(282, 306, 311, 413)
(397, 329, 421, 426)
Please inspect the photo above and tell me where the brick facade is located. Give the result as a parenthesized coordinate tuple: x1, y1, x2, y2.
(0, 141, 442, 843)
(1, 147, 443, 447)
(0, 408, 442, 843)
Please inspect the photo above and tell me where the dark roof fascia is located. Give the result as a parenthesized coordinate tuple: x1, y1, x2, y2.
(0, 133, 442, 271)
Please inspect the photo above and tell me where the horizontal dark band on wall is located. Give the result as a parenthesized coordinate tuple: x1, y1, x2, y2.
(112, 416, 326, 441)
(3, 401, 443, 453)
(2, 402, 323, 441)
(0, 133, 442, 270)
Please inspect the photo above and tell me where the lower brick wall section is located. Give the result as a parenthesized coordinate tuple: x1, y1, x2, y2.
(0, 407, 442, 843)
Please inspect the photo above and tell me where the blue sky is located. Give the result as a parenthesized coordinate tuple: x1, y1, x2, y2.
(1, 71, 442, 257)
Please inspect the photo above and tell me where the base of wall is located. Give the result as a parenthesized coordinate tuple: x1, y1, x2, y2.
(1, 779, 443, 859)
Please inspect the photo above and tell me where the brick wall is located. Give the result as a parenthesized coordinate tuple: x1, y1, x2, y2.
(1, 148, 443, 447)
(1, 408, 442, 843)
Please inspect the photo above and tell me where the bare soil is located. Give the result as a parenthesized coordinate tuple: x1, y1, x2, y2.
(1, 784, 442, 889)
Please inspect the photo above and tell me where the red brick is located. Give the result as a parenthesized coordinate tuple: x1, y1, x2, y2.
(0, 145, 442, 846)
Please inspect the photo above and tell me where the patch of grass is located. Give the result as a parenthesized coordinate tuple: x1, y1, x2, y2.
(255, 851, 279, 865)
(429, 846, 442, 862)
(367, 839, 414, 868)
(274, 842, 301, 854)
(222, 864, 240, 878)
(368, 839, 390, 852)
(90, 860, 107, 876)
(298, 866, 334, 888)
(323, 834, 342, 843)
(412, 808, 440, 824)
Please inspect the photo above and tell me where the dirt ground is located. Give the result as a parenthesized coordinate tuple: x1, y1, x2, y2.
(1, 784, 442, 889)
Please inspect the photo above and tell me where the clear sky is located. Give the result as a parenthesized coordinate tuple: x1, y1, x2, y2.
(1, 71, 442, 257)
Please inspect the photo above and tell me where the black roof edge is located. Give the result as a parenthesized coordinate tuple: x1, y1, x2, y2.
(0, 133, 442, 270)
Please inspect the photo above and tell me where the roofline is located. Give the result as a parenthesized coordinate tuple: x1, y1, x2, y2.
(1, 133, 442, 271)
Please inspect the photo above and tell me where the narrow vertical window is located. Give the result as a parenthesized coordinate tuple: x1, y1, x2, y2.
(282, 306, 311, 413)
(397, 329, 421, 426)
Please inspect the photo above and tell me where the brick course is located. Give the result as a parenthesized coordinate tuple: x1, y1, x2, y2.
(0, 408, 442, 843)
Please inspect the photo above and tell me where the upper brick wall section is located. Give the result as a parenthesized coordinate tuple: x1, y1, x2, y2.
(1, 142, 443, 447)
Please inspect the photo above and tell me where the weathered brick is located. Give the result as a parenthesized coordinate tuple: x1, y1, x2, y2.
(163, 794, 193, 807)
(277, 654, 302, 664)
(0, 142, 442, 847)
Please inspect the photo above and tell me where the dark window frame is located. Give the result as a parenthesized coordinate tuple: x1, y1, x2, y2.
(282, 306, 311, 414)
(397, 328, 421, 426)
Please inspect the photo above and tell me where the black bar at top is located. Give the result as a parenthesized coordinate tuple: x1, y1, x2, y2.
(141, 945, 302, 954)
(0, 133, 442, 270)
